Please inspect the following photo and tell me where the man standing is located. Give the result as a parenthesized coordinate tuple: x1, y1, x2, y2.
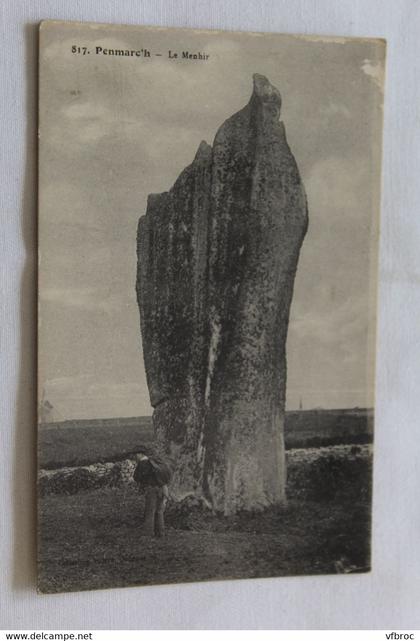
(133, 452, 172, 537)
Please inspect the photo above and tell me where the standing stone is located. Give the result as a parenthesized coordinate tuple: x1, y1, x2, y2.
(136, 74, 308, 513)
(136, 141, 212, 499)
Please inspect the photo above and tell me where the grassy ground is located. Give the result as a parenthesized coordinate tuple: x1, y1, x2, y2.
(38, 420, 154, 470)
(38, 456, 372, 593)
(38, 411, 373, 470)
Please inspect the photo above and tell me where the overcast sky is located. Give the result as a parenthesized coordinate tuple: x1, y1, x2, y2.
(38, 22, 385, 419)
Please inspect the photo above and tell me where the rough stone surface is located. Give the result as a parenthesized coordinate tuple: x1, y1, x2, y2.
(136, 74, 308, 514)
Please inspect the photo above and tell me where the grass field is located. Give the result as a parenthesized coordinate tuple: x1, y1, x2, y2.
(38, 418, 154, 469)
(38, 485, 371, 593)
(37, 445, 372, 593)
(38, 409, 373, 470)
(37, 411, 373, 593)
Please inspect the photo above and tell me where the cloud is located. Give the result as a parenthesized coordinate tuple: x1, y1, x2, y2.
(62, 101, 110, 121)
(289, 293, 369, 348)
(320, 102, 351, 119)
(43, 375, 152, 420)
(41, 287, 121, 313)
(305, 155, 370, 220)
(298, 35, 350, 45)
(43, 374, 94, 399)
(361, 58, 385, 90)
(89, 382, 145, 397)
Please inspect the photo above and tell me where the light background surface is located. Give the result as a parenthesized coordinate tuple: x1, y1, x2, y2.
(1, 0, 420, 630)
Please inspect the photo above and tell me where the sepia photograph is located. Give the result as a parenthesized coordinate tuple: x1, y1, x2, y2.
(37, 20, 385, 594)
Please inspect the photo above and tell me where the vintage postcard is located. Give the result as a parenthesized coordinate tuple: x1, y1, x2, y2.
(37, 20, 385, 593)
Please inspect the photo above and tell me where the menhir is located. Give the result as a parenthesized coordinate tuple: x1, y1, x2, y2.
(136, 74, 308, 514)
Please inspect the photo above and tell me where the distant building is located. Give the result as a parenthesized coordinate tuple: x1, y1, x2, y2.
(39, 392, 63, 424)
